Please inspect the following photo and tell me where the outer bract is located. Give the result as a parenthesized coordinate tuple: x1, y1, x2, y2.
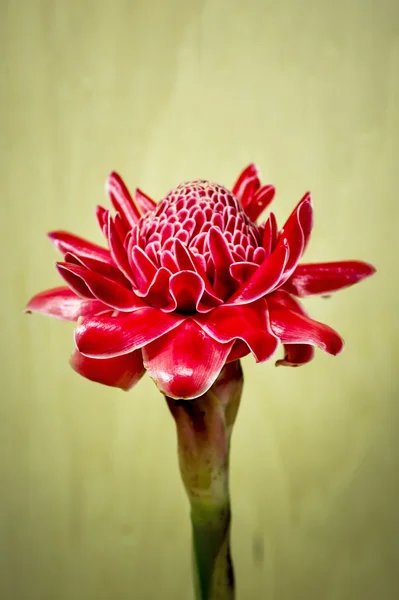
(26, 164, 375, 399)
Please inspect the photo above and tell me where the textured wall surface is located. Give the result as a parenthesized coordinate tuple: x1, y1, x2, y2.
(1, 1, 398, 599)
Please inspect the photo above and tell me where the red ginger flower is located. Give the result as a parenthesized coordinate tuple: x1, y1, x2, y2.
(26, 164, 375, 399)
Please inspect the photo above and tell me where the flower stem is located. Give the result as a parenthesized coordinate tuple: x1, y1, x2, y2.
(166, 361, 243, 600)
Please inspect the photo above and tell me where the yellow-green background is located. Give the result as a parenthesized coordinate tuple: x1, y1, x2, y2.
(2, 1, 398, 599)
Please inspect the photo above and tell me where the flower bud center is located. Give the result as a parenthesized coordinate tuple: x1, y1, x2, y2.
(137, 181, 260, 262)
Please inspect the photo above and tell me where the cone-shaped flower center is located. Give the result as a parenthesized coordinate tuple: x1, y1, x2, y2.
(136, 181, 261, 267)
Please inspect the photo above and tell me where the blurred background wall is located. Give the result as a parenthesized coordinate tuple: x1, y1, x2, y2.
(1, 0, 398, 598)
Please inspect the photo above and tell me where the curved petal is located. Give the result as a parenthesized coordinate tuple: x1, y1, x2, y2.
(56, 263, 147, 311)
(107, 215, 136, 284)
(262, 212, 278, 255)
(173, 238, 197, 271)
(96, 205, 108, 232)
(245, 185, 276, 222)
(253, 247, 267, 265)
(267, 290, 316, 364)
(194, 300, 279, 362)
(25, 287, 108, 321)
(278, 193, 313, 285)
(275, 344, 315, 367)
(283, 260, 376, 297)
(300, 195, 313, 253)
(135, 188, 157, 214)
(239, 178, 259, 212)
(196, 289, 224, 313)
(173, 239, 223, 305)
(225, 340, 251, 363)
(163, 265, 221, 314)
(55, 265, 96, 299)
(142, 320, 233, 400)
(229, 261, 258, 284)
(231, 164, 261, 208)
(64, 252, 131, 288)
(70, 349, 145, 390)
(48, 231, 112, 263)
(227, 240, 289, 305)
(267, 289, 309, 312)
(208, 227, 237, 299)
(113, 212, 129, 243)
(75, 309, 184, 358)
(130, 245, 157, 293)
(160, 250, 179, 273)
(137, 267, 172, 309)
(169, 270, 205, 313)
(269, 308, 344, 356)
(106, 172, 141, 228)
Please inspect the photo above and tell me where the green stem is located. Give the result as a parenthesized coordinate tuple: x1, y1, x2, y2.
(190, 497, 234, 599)
(166, 361, 243, 600)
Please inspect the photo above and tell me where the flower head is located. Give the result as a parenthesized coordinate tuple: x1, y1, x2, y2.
(26, 164, 375, 399)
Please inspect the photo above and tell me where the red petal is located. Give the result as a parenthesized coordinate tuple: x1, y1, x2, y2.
(107, 215, 136, 284)
(262, 212, 278, 255)
(196, 289, 224, 313)
(253, 247, 267, 265)
(194, 300, 279, 362)
(135, 188, 157, 214)
(239, 178, 259, 212)
(130, 246, 157, 293)
(283, 261, 376, 297)
(96, 205, 108, 231)
(208, 228, 236, 299)
(268, 291, 315, 365)
(142, 320, 233, 400)
(136, 266, 171, 308)
(169, 271, 205, 313)
(113, 212, 129, 243)
(160, 250, 179, 273)
(275, 344, 315, 367)
(64, 252, 131, 288)
(56, 263, 146, 311)
(225, 339, 251, 363)
(25, 287, 108, 321)
(70, 349, 145, 390)
(227, 240, 289, 304)
(267, 289, 307, 312)
(76, 309, 183, 358)
(173, 238, 197, 271)
(229, 261, 258, 284)
(278, 193, 313, 285)
(245, 185, 276, 222)
(269, 308, 344, 355)
(232, 164, 261, 208)
(165, 240, 222, 309)
(106, 172, 141, 228)
(48, 231, 112, 263)
(98, 208, 110, 240)
(55, 264, 96, 299)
